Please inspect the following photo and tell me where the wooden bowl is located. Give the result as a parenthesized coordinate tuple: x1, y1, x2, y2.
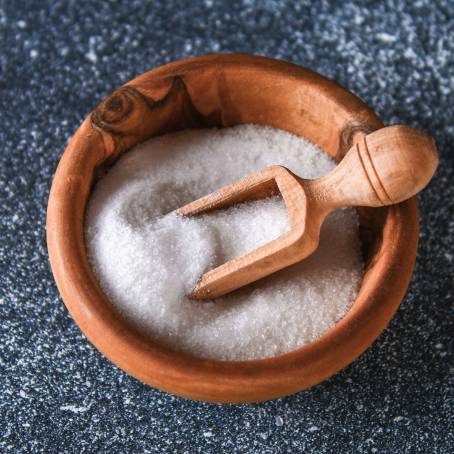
(47, 54, 419, 403)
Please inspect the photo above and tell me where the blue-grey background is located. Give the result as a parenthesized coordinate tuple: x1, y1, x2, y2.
(0, 1, 452, 452)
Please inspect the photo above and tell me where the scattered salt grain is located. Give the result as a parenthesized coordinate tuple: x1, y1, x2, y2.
(19, 390, 29, 399)
(85, 49, 97, 63)
(377, 32, 397, 43)
(275, 416, 284, 427)
(60, 403, 92, 413)
(85, 125, 363, 360)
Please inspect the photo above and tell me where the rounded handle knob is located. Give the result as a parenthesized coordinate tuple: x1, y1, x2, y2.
(358, 125, 438, 205)
(314, 125, 439, 208)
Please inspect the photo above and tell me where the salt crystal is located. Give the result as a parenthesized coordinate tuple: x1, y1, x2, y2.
(275, 416, 284, 426)
(377, 32, 397, 43)
(19, 390, 28, 399)
(85, 125, 363, 360)
(85, 50, 97, 63)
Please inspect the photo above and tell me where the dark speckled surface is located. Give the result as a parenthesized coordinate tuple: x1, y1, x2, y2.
(0, 1, 453, 452)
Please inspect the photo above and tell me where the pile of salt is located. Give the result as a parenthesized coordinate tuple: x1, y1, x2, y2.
(85, 125, 363, 360)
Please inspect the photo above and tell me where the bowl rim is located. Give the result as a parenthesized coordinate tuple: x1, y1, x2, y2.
(46, 54, 419, 403)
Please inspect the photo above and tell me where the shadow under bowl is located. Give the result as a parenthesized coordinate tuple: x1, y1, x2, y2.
(47, 54, 418, 403)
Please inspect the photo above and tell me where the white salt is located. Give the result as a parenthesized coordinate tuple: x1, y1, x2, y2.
(85, 125, 363, 360)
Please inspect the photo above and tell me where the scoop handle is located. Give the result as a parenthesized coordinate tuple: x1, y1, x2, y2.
(308, 125, 438, 208)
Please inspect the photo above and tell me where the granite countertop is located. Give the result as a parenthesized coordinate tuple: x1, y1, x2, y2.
(0, 1, 452, 452)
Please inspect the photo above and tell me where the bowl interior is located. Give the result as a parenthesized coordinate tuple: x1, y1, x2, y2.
(47, 55, 418, 402)
(91, 56, 385, 269)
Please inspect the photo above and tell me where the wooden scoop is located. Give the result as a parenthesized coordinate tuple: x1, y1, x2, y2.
(178, 125, 438, 300)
